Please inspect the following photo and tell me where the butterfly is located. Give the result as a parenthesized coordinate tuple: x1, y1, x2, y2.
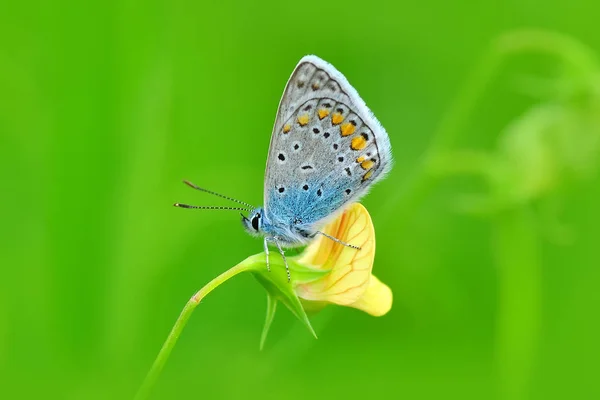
(175, 55, 392, 280)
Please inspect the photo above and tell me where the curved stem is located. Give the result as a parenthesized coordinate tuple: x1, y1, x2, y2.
(133, 260, 256, 400)
(380, 29, 598, 225)
(495, 29, 599, 77)
(379, 40, 502, 222)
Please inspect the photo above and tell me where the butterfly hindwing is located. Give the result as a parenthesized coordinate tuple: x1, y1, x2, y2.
(264, 56, 392, 231)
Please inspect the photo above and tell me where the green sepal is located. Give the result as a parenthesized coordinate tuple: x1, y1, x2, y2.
(246, 251, 329, 347)
(259, 293, 277, 351)
(251, 273, 317, 341)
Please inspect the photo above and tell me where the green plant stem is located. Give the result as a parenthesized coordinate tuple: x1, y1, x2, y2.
(492, 207, 541, 400)
(133, 260, 255, 400)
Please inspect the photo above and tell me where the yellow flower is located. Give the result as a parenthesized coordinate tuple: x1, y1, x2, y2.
(248, 202, 392, 348)
(136, 203, 394, 395)
(294, 203, 392, 316)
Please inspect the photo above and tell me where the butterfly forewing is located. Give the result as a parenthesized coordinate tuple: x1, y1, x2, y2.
(264, 56, 392, 231)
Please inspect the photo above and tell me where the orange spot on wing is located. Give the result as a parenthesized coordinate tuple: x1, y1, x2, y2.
(356, 156, 366, 163)
(362, 169, 374, 181)
(351, 136, 367, 149)
(361, 160, 375, 170)
(297, 114, 310, 126)
(283, 124, 291, 133)
(331, 113, 344, 125)
(318, 108, 330, 120)
(340, 122, 356, 137)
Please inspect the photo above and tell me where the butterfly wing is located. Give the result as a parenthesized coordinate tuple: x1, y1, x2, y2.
(264, 55, 392, 235)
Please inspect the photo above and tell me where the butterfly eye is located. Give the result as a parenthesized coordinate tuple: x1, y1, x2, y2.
(251, 214, 260, 231)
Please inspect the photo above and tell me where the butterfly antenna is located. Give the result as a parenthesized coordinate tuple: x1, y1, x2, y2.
(174, 203, 251, 212)
(182, 180, 254, 208)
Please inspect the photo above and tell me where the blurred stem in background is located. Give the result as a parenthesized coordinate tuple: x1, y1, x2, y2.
(380, 29, 599, 223)
(492, 208, 541, 400)
(421, 29, 600, 400)
(378, 30, 504, 221)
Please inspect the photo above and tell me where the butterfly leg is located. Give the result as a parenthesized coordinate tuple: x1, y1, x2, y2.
(263, 237, 271, 273)
(273, 238, 291, 283)
(316, 231, 361, 250)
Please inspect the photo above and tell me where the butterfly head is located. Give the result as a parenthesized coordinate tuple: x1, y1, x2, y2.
(241, 207, 266, 236)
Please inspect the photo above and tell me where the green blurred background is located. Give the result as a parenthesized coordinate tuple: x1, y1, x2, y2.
(2, 0, 600, 399)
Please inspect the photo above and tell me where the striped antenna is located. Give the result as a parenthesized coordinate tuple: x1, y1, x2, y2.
(182, 180, 254, 209)
(174, 203, 251, 211)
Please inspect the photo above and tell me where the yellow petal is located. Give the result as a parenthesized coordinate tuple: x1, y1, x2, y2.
(348, 275, 392, 316)
(295, 203, 376, 305)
